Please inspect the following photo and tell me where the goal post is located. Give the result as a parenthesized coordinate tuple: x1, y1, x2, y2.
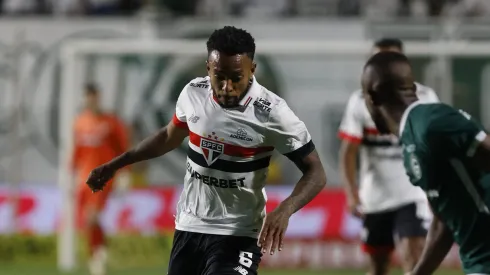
(57, 38, 490, 272)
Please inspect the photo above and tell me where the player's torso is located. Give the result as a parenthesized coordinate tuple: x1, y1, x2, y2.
(175, 77, 277, 237)
(74, 112, 119, 171)
(401, 104, 490, 274)
(356, 87, 433, 212)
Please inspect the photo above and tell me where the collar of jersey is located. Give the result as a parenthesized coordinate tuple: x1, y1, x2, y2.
(209, 76, 259, 107)
(399, 100, 424, 137)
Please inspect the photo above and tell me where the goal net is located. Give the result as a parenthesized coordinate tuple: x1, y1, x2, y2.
(57, 39, 490, 271)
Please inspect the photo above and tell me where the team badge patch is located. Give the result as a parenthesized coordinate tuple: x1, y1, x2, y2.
(409, 153, 422, 181)
(200, 132, 224, 165)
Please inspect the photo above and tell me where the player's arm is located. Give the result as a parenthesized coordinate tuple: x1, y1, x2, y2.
(338, 93, 364, 216)
(270, 100, 327, 214)
(410, 212, 453, 275)
(105, 87, 190, 171)
(259, 99, 326, 254)
(106, 118, 188, 171)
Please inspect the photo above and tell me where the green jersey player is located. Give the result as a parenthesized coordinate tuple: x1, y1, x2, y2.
(361, 51, 490, 275)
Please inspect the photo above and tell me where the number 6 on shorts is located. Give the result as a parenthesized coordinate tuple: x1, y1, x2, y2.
(238, 251, 253, 268)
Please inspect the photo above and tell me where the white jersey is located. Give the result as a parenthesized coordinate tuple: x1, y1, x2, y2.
(338, 83, 439, 213)
(172, 76, 313, 238)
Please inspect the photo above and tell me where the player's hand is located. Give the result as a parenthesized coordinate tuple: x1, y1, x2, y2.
(347, 194, 363, 218)
(86, 163, 116, 193)
(257, 204, 292, 255)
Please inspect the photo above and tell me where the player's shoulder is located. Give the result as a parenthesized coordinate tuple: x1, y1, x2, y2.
(252, 83, 289, 116)
(187, 76, 210, 90)
(103, 112, 125, 124)
(405, 102, 455, 135)
(74, 110, 91, 124)
(414, 102, 454, 118)
(415, 82, 433, 93)
(346, 89, 364, 106)
(409, 102, 450, 120)
(415, 82, 438, 99)
(182, 76, 210, 93)
(179, 76, 210, 100)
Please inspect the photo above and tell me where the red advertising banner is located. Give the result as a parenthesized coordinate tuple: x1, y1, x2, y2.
(0, 185, 461, 268)
(0, 186, 359, 239)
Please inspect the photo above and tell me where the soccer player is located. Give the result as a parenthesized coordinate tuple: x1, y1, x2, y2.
(72, 84, 130, 275)
(362, 51, 490, 275)
(338, 38, 438, 275)
(85, 26, 327, 275)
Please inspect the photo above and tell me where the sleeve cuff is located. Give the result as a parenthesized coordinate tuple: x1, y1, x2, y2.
(172, 114, 188, 129)
(338, 131, 362, 144)
(466, 131, 487, 157)
(283, 140, 315, 163)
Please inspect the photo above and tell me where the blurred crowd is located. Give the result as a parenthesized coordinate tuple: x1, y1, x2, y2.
(1, 0, 490, 17)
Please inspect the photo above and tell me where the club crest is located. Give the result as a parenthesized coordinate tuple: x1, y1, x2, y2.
(200, 132, 224, 165)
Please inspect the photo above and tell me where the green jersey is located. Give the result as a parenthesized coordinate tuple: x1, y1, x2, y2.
(400, 102, 490, 274)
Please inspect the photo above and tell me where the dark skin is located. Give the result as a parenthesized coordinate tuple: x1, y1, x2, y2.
(86, 50, 327, 256)
(207, 50, 255, 108)
(361, 61, 490, 275)
(85, 89, 102, 115)
(340, 45, 425, 275)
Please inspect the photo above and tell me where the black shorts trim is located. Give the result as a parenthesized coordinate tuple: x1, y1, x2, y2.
(168, 230, 262, 275)
(187, 146, 271, 173)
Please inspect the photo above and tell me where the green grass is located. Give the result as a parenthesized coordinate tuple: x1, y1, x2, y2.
(0, 264, 463, 275)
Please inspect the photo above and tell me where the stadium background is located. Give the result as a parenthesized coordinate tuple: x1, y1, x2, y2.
(0, 1, 489, 274)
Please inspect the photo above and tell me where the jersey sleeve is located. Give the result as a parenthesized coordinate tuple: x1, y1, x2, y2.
(426, 105, 487, 158)
(172, 87, 189, 129)
(424, 88, 440, 103)
(338, 92, 364, 144)
(267, 100, 315, 161)
(421, 88, 440, 103)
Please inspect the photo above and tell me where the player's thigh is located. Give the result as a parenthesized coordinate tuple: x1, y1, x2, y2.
(167, 230, 202, 275)
(202, 235, 262, 275)
(362, 211, 396, 255)
(394, 201, 431, 240)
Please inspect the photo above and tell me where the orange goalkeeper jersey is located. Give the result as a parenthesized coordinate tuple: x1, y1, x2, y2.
(72, 110, 129, 187)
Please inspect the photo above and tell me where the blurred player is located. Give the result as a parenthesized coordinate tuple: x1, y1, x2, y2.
(338, 38, 439, 275)
(85, 26, 327, 275)
(363, 51, 490, 275)
(72, 84, 130, 275)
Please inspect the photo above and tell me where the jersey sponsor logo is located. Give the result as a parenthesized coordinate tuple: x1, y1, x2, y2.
(200, 132, 225, 165)
(253, 98, 272, 113)
(230, 128, 253, 141)
(409, 153, 422, 181)
(234, 266, 248, 275)
(189, 80, 209, 89)
(187, 162, 245, 188)
(404, 144, 416, 153)
(188, 114, 200, 123)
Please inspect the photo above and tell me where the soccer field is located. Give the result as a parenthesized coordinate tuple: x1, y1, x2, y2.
(0, 265, 461, 275)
